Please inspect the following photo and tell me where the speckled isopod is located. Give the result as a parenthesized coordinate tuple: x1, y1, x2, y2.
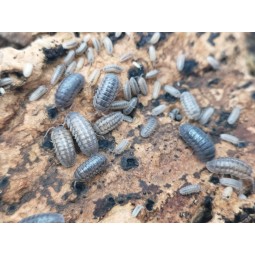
(86, 47, 94, 65)
(19, 213, 65, 223)
(179, 184, 201, 195)
(140, 117, 158, 138)
(114, 139, 130, 155)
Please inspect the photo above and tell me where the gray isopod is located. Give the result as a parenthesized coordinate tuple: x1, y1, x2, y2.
(74, 153, 108, 182)
(179, 184, 201, 195)
(222, 187, 233, 200)
(145, 69, 159, 79)
(50, 64, 66, 85)
(199, 107, 214, 125)
(123, 97, 138, 115)
(132, 205, 144, 217)
(179, 123, 215, 162)
(152, 80, 161, 99)
(176, 53, 186, 72)
(103, 64, 124, 73)
(152, 104, 167, 116)
(219, 178, 243, 191)
(23, 63, 33, 78)
(149, 32, 161, 44)
(119, 52, 133, 62)
(51, 126, 76, 168)
(180, 91, 201, 120)
(114, 139, 130, 155)
(93, 111, 124, 135)
(86, 47, 94, 65)
(149, 45, 156, 62)
(123, 115, 134, 123)
(75, 42, 87, 55)
(140, 117, 158, 138)
(220, 134, 240, 145)
(227, 106, 241, 125)
(137, 77, 148, 96)
(19, 213, 65, 223)
(207, 56, 220, 70)
(65, 61, 77, 76)
(64, 50, 75, 66)
(76, 57, 85, 71)
(93, 73, 120, 112)
(110, 100, 129, 110)
(164, 85, 181, 98)
(123, 81, 132, 100)
(103, 36, 113, 55)
(88, 69, 101, 86)
(55, 73, 85, 108)
(0, 77, 12, 87)
(92, 37, 101, 53)
(29, 85, 48, 101)
(62, 39, 78, 49)
(129, 77, 140, 95)
(65, 112, 98, 156)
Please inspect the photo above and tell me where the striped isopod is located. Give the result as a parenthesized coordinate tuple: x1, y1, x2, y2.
(65, 112, 98, 156)
(145, 69, 159, 79)
(164, 85, 181, 98)
(103, 64, 124, 73)
(19, 213, 65, 223)
(93, 73, 120, 112)
(207, 56, 220, 70)
(119, 52, 133, 62)
(88, 69, 101, 86)
(83, 34, 91, 43)
(123, 81, 132, 100)
(86, 47, 94, 65)
(219, 178, 243, 191)
(220, 134, 240, 145)
(137, 77, 148, 96)
(74, 153, 107, 182)
(123, 115, 134, 123)
(129, 77, 140, 95)
(152, 80, 161, 99)
(180, 91, 201, 120)
(93, 111, 124, 135)
(51, 126, 76, 168)
(0, 87, 5, 95)
(62, 39, 78, 49)
(65, 61, 77, 76)
(227, 106, 241, 125)
(63, 50, 75, 66)
(199, 107, 214, 125)
(132, 205, 144, 217)
(55, 73, 85, 108)
(222, 187, 233, 200)
(140, 117, 158, 138)
(76, 56, 85, 71)
(75, 41, 87, 55)
(176, 53, 185, 72)
(123, 97, 138, 115)
(179, 184, 201, 195)
(92, 37, 101, 53)
(110, 100, 129, 110)
(0, 77, 12, 87)
(115, 32, 122, 38)
(114, 139, 130, 155)
(179, 124, 215, 162)
(51, 64, 66, 85)
(149, 45, 156, 62)
(103, 36, 113, 55)
(152, 104, 167, 116)
(29, 85, 48, 101)
(23, 63, 33, 78)
(149, 32, 161, 44)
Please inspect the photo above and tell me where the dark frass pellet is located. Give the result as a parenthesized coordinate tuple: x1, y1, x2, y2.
(120, 156, 139, 171)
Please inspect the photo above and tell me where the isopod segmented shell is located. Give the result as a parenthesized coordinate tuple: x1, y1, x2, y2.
(76, 57, 85, 71)
(51, 64, 66, 85)
(152, 80, 161, 99)
(19, 213, 65, 223)
(145, 69, 159, 79)
(130, 77, 140, 96)
(123, 81, 132, 100)
(88, 69, 101, 86)
(151, 104, 167, 116)
(103, 36, 113, 55)
(132, 205, 144, 218)
(207, 56, 220, 70)
(137, 77, 148, 96)
(199, 107, 214, 125)
(227, 106, 241, 125)
(110, 100, 129, 110)
(222, 187, 233, 200)
(164, 85, 181, 98)
(86, 47, 94, 65)
(62, 39, 78, 49)
(149, 32, 160, 44)
(29, 85, 48, 101)
(64, 50, 75, 66)
(219, 178, 243, 191)
(65, 61, 77, 76)
(220, 134, 240, 145)
(140, 117, 158, 138)
(123, 115, 134, 123)
(119, 52, 133, 63)
(149, 45, 156, 62)
(179, 184, 201, 195)
(176, 53, 185, 72)
(103, 64, 123, 73)
(92, 37, 101, 53)
(75, 42, 87, 55)
(114, 139, 130, 155)
(123, 97, 138, 115)
(0, 77, 12, 87)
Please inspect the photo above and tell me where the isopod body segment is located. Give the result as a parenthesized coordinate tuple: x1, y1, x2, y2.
(19, 213, 65, 223)
(29, 85, 48, 101)
(179, 184, 201, 195)
(140, 117, 158, 138)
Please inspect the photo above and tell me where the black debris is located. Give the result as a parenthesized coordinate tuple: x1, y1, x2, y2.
(207, 78, 220, 87)
(207, 33, 220, 46)
(237, 81, 253, 90)
(41, 133, 54, 150)
(145, 199, 155, 211)
(0, 176, 9, 190)
(72, 181, 86, 195)
(98, 138, 115, 151)
(181, 59, 198, 76)
(120, 156, 139, 171)
(159, 93, 178, 104)
(46, 106, 58, 119)
(93, 195, 116, 218)
(196, 32, 205, 37)
(128, 64, 145, 79)
(209, 176, 220, 184)
(251, 91, 255, 100)
(74, 32, 80, 38)
(237, 141, 247, 148)
(107, 32, 125, 44)
(136, 32, 172, 48)
(43, 45, 67, 64)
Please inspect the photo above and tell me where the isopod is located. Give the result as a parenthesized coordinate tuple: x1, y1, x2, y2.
(0, 77, 12, 87)
(123, 97, 138, 115)
(65, 112, 98, 156)
(93, 73, 120, 112)
(129, 77, 140, 95)
(180, 91, 201, 120)
(88, 69, 101, 86)
(76, 57, 85, 71)
(207, 56, 220, 70)
(152, 104, 167, 116)
(92, 37, 101, 53)
(149, 45, 156, 62)
(83, 34, 91, 43)
(115, 32, 122, 38)
(145, 69, 159, 79)
(114, 139, 130, 155)
(55, 73, 85, 108)
(75, 41, 87, 55)
(23, 63, 33, 78)
(62, 39, 78, 49)
(222, 187, 233, 200)
(29, 85, 48, 101)
(227, 106, 241, 125)
(0, 87, 5, 95)
(152, 80, 161, 99)
(123, 81, 132, 100)
(63, 50, 75, 66)
(93, 111, 124, 135)
(51, 126, 76, 168)
(50, 64, 66, 85)
(220, 134, 240, 145)
(103, 64, 123, 73)
(119, 52, 133, 62)
(179, 184, 201, 195)
(176, 53, 185, 72)
(110, 100, 129, 110)
(86, 47, 94, 65)
(199, 107, 214, 125)
(137, 77, 148, 96)
(164, 85, 181, 98)
(132, 205, 144, 217)
(179, 123, 215, 162)
(219, 178, 243, 191)
(19, 213, 65, 223)
(149, 32, 161, 44)
(65, 61, 77, 76)
(74, 153, 108, 182)
(140, 117, 158, 138)
(238, 194, 247, 200)
(103, 36, 113, 55)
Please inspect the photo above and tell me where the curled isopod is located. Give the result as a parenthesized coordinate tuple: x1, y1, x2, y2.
(179, 123, 215, 162)
(75, 42, 87, 55)
(220, 134, 240, 145)
(64, 50, 75, 66)
(76, 57, 85, 71)
(140, 117, 158, 138)
(23, 63, 33, 78)
(222, 187, 233, 200)
(149, 32, 161, 44)
(129, 77, 140, 96)
(123, 115, 134, 123)
(227, 106, 241, 125)
(55, 73, 85, 108)
(180, 91, 201, 120)
(164, 85, 181, 98)
(51, 126, 76, 168)
(219, 178, 243, 191)
(103, 64, 124, 73)
(132, 205, 144, 217)
(93, 74, 120, 112)
(207, 56, 220, 70)
(110, 100, 129, 110)
(62, 39, 78, 49)
(29, 85, 48, 101)
(0, 77, 12, 87)
(74, 153, 108, 182)
(179, 184, 201, 195)
(86, 47, 94, 65)
(115, 32, 122, 38)
(152, 80, 161, 99)
(149, 45, 156, 62)
(65, 61, 77, 76)
(152, 104, 167, 116)
(119, 52, 133, 62)
(88, 69, 101, 86)
(145, 69, 159, 79)
(19, 213, 65, 223)
(93, 111, 124, 135)
(137, 77, 148, 95)
(123, 97, 138, 115)
(199, 107, 214, 125)
(176, 53, 185, 72)
(92, 37, 101, 53)
(65, 112, 98, 156)
(114, 139, 130, 155)
(123, 81, 132, 100)
(50, 64, 66, 85)
(103, 36, 113, 55)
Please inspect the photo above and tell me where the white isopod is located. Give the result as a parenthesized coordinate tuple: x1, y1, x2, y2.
(149, 32, 161, 44)
(145, 69, 159, 79)
(86, 47, 94, 65)
(62, 39, 78, 49)
(164, 85, 181, 98)
(207, 56, 220, 70)
(152, 81, 161, 99)
(115, 32, 122, 38)
(88, 69, 101, 86)
(219, 178, 243, 191)
(149, 45, 156, 62)
(152, 104, 167, 116)
(222, 187, 233, 200)
(23, 63, 33, 78)
(220, 134, 240, 145)
(76, 57, 85, 71)
(131, 205, 144, 217)
(51, 64, 66, 85)
(199, 107, 214, 125)
(0, 77, 12, 87)
(29, 85, 48, 101)
(176, 53, 186, 72)
(65, 61, 77, 76)
(83, 34, 91, 43)
(227, 106, 241, 125)
(64, 50, 75, 66)
(103, 37, 113, 55)
(137, 77, 148, 96)
(103, 64, 124, 73)
(179, 184, 201, 195)
(0, 87, 5, 95)
(75, 42, 87, 55)
(92, 37, 101, 53)
(114, 139, 130, 155)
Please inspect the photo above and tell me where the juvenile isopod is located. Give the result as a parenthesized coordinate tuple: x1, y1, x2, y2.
(219, 178, 243, 191)
(86, 47, 94, 65)
(123, 81, 132, 100)
(51, 64, 66, 85)
(164, 85, 181, 98)
(119, 52, 133, 63)
(180, 91, 201, 120)
(149, 45, 156, 62)
(65, 61, 77, 76)
(115, 32, 122, 38)
(176, 53, 185, 72)
(179, 123, 215, 162)
(179, 184, 201, 195)
(92, 37, 101, 53)
(55, 73, 85, 108)
(140, 117, 158, 138)
(76, 57, 85, 71)
(129, 77, 140, 95)
(152, 80, 161, 99)
(137, 77, 148, 96)
(149, 32, 161, 44)
(220, 134, 240, 145)
(19, 213, 65, 223)
(132, 205, 144, 218)
(93, 111, 124, 135)
(227, 106, 241, 125)
(51, 126, 76, 168)
(145, 69, 159, 79)
(29, 85, 48, 101)
(103, 36, 113, 55)
(103, 64, 124, 73)
(123, 97, 138, 115)
(110, 100, 129, 110)
(88, 69, 101, 86)
(0, 87, 5, 95)
(75, 41, 87, 55)
(152, 104, 167, 116)
(207, 55, 220, 70)
(74, 153, 108, 182)
(222, 187, 233, 200)
(93, 73, 120, 112)
(114, 139, 130, 155)
(23, 63, 33, 78)
(199, 107, 214, 125)
(62, 39, 78, 49)
(0, 77, 12, 87)
(63, 50, 75, 66)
